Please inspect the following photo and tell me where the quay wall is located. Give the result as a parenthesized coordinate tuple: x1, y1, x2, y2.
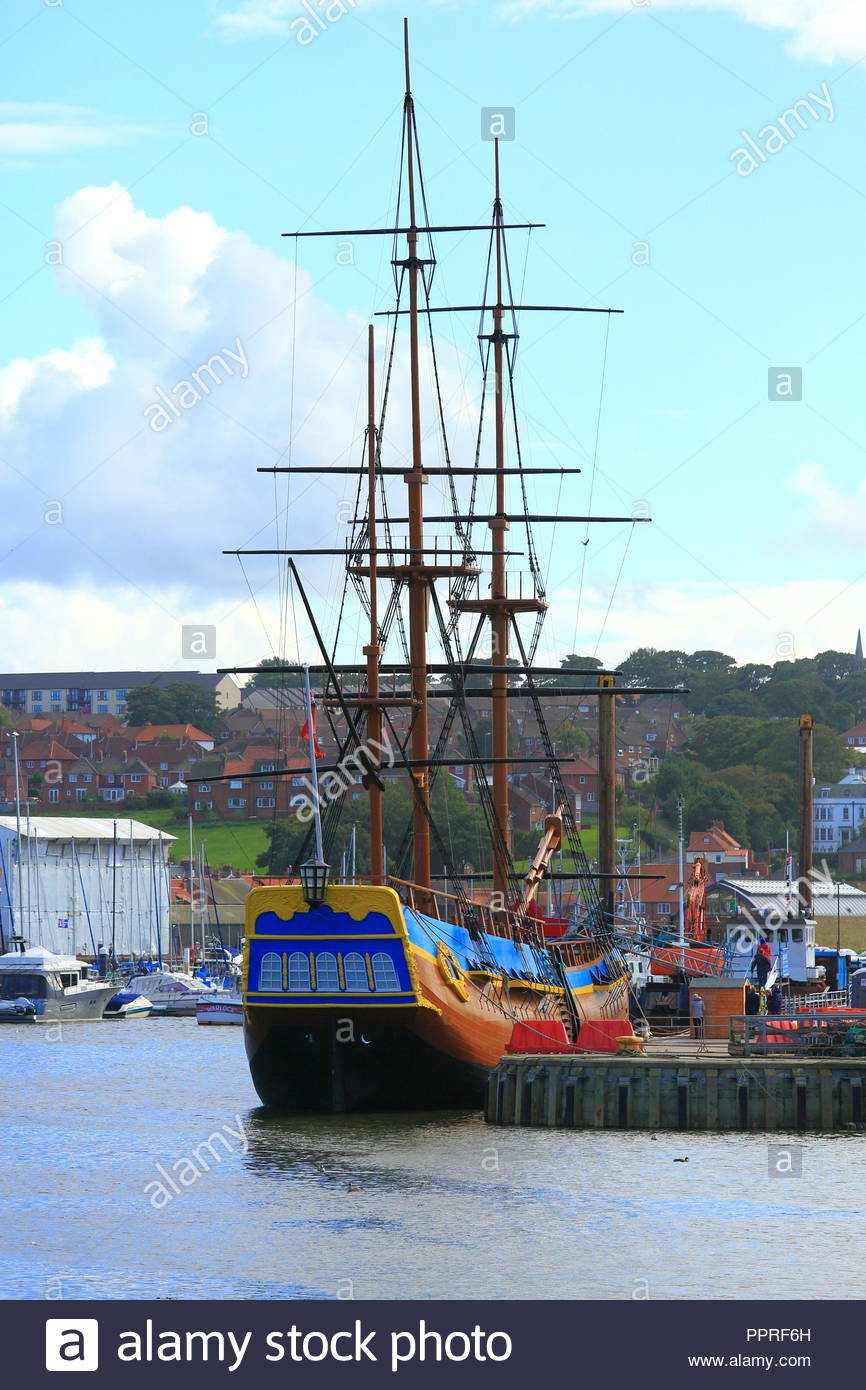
(486, 1054, 866, 1131)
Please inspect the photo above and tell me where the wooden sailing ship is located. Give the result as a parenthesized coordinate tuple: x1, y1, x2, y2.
(208, 24, 658, 1110)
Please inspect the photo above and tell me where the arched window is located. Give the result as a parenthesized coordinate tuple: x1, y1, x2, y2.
(371, 952, 399, 992)
(316, 952, 340, 992)
(287, 951, 311, 992)
(259, 952, 282, 992)
(343, 952, 369, 992)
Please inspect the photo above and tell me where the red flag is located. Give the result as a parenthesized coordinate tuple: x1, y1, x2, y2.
(301, 703, 323, 758)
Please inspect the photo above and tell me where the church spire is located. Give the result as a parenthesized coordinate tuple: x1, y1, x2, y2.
(857, 629, 864, 670)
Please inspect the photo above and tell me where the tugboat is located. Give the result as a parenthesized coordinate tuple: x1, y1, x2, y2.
(0, 942, 116, 1022)
(200, 24, 662, 1110)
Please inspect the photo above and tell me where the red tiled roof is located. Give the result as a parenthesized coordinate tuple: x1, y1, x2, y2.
(135, 724, 212, 742)
(686, 822, 745, 855)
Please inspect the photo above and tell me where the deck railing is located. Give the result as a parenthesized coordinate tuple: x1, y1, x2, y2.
(730, 1012, 866, 1056)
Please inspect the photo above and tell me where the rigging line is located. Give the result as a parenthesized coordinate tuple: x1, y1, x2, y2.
(592, 524, 635, 660)
(572, 311, 612, 654)
(237, 555, 280, 660)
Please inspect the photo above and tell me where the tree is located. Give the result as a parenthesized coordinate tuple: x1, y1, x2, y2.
(683, 783, 748, 846)
(244, 657, 305, 690)
(537, 655, 603, 689)
(0, 705, 11, 729)
(616, 648, 689, 687)
(124, 682, 220, 733)
(815, 649, 857, 684)
(552, 720, 589, 755)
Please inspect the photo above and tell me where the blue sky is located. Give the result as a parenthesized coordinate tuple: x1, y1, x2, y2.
(2, 0, 866, 677)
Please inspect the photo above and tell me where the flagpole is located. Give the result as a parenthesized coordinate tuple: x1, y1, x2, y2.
(303, 663, 324, 861)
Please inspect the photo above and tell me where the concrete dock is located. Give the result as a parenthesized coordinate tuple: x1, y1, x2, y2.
(486, 1050, 866, 1131)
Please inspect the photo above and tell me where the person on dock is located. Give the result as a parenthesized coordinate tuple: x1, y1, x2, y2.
(752, 937, 772, 988)
(744, 983, 759, 1016)
(768, 983, 783, 1016)
(690, 992, 705, 1040)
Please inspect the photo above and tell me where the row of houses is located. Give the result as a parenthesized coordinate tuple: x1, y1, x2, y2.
(0, 670, 239, 718)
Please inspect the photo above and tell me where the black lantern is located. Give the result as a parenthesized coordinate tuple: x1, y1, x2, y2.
(300, 858, 330, 906)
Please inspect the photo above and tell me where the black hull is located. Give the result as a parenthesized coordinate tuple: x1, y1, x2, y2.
(245, 1018, 489, 1113)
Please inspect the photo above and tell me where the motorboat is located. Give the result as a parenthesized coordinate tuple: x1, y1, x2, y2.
(125, 969, 215, 1017)
(0, 946, 116, 1022)
(104, 990, 153, 1020)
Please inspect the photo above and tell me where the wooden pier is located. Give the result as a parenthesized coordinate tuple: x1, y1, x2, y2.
(486, 1047, 866, 1131)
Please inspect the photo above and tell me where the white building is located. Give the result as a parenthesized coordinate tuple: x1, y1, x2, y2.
(814, 770, 866, 852)
(0, 817, 175, 959)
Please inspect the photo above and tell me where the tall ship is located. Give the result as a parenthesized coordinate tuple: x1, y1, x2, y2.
(211, 25, 656, 1111)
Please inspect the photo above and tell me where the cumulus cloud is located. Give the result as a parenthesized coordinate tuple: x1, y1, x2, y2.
(0, 183, 476, 669)
(497, 0, 866, 65)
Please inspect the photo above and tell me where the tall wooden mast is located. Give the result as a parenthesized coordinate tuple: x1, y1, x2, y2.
(365, 324, 384, 884)
(490, 141, 511, 902)
(402, 19, 431, 897)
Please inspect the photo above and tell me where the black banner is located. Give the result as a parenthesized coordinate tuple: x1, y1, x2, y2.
(4, 1300, 855, 1387)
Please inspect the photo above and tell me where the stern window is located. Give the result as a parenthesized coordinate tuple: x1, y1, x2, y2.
(287, 952, 311, 992)
(371, 953, 400, 992)
(316, 952, 340, 992)
(259, 952, 282, 992)
(343, 952, 369, 992)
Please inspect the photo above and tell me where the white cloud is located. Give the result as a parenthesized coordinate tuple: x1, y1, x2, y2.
(788, 460, 866, 543)
(217, 0, 386, 39)
(543, 574, 866, 667)
(0, 182, 474, 671)
(0, 104, 152, 157)
(497, 0, 866, 65)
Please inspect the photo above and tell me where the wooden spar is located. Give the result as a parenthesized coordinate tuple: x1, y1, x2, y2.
(799, 714, 814, 916)
(365, 324, 384, 885)
(491, 139, 511, 900)
(522, 809, 564, 906)
(597, 674, 617, 925)
(403, 20, 432, 901)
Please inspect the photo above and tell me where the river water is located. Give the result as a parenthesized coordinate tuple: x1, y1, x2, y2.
(0, 1019, 863, 1300)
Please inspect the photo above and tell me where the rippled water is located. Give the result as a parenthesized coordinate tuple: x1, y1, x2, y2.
(0, 1020, 863, 1300)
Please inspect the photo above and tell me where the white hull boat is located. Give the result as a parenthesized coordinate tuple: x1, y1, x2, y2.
(196, 993, 244, 1025)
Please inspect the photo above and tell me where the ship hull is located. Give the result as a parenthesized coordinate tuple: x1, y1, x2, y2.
(242, 884, 627, 1113)
(245, 1015, 488, 1111)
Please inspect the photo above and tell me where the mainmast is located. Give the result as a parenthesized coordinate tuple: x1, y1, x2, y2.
(490, 141, 511, 903)
(401, 19, 432, 899)
(365, 324, 385, 884)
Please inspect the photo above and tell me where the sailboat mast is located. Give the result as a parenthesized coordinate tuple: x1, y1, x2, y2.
(402, 19, 431, 897)
(365, 324, 385, 885)
(490, 140, 511, 902)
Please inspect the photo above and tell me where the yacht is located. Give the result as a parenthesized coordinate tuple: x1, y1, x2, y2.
(0, 946, 116, 1022)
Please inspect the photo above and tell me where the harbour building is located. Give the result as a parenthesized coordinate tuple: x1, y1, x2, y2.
(0, 817, 174, 959)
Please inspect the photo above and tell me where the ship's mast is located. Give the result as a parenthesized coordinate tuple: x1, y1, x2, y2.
(402, 20, 432, 898)
(490, 141, 511, 902)
(365, 324, 385, 884)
